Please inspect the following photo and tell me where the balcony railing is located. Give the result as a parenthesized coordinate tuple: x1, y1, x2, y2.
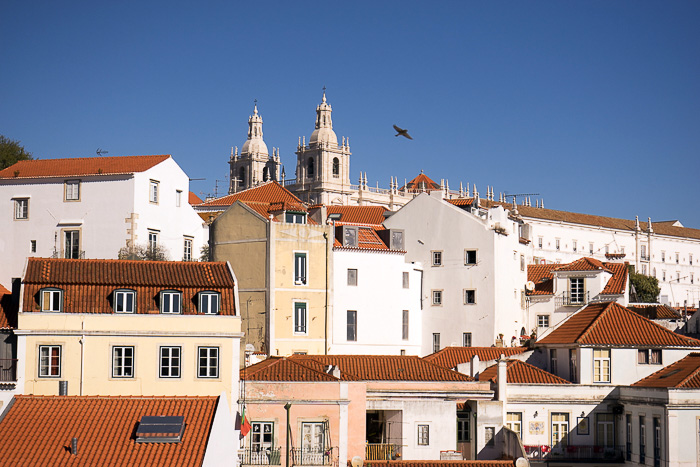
(290, 447, 336, 466)
(239, 448, 282, 465)
(239, 448, 336, 466)
(0, 359, 18, 382)
(559, 291, 590, 307)
(524, 444, 624, 462)
(365, 443, 401, 460)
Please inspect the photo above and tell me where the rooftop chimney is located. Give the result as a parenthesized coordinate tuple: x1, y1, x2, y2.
(71, 437, 78, 456)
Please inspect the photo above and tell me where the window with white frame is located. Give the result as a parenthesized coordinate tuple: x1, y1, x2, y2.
(159, 346, 181, 378)
(538, 237, 543, 249)
(506, 412, 522, 438)
(551, 413, 569, 447)
(402, 310, 409, 340)
(65, 180, 80, 201)
(465, 250, 477, 265)
(160, 291, 182, 314)
(596, 413, 615, 448)
(432, 333, 440, 353)
(149, 180, 159, 203)
(464, 289, 476, 304)
(550, 349, 557, 374)
(661, 251, 665, 262)
(148, 230, 158, 252)
(38, 345, 61, 377)
(198, 346, 219, 378)
(14, 198, 28, 220)
(347, 268, 357, 286)
(594, 348, 611, 383)
(199, 292, 220, 315)
(402, 271, 409, 288)
(417, 424, 429, 445)
(572, 240, 577, 252)
(301, 422, 325, 454)
(537, 315, 550, 328)
(41, 288, 63, 312)
(638, 348, 662, 365)
(589, 242, 594, 254)
(569, 277, 585, 304)
(251, 422, 274, 451)
(64, 230, 80, 259)
(432, 290, 442, 306)
(176, 189, 182, 207)
(285, 212, 307, 224)
(112, 346, 134, 378)
(463, 332, 472, 347)
(183, 237, 193, 261)
(294, 252, 307, 285)
(114, 289, 136, 313)
(675, 252, 679, 264)
(431, 251, 442, 266)
(555, 239, 560, 251)
(294, 302, 307, 334)
(520, 254, 525, 271)
(346, 310, 357, 341)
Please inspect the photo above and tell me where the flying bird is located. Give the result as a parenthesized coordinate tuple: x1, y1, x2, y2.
(393, 125, 413, 140)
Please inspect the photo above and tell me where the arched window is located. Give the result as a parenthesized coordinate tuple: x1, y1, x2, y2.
(307, 158, 314, 178)
(332, 158, 340, 177)
(262, 166, 269, 182)
(239, 167, 245, 187)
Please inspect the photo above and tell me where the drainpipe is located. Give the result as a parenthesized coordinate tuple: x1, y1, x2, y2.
(285, 402, 292, 467)
(473, 408, 478, 460)
(80, 320, 85, 396)
(323, 230, 329, 355)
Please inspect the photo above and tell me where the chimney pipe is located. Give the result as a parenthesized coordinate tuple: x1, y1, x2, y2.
(59, 380, 68, 396)
(71, 437, 78, 455)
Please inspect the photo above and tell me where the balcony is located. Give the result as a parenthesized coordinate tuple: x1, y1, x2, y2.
(558, 291, 590, 307)
(524, 444, 624, 463)
(239, 448, 336, 467)
(291, 447, 336, 466)
(239, 448, 282, 465)
(365, 443, 401, 461)
(0, 359, 17, 382)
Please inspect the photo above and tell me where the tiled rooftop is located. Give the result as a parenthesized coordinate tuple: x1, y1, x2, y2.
(537, 302, 700, 347)
(0, 395, 217, 466)
(526, 264, 558, 295)
(400, 172, 441, 192)
(0, 155, 171, 179)
(554, 257, 610, 273)
(333, 226, 403, 252)
(325, 205, 388, 226)
(198, 181, 304, 208)
(526, 259, 627, 296)
(0, 283, 16, 329)
(478, 359, 571, 385)
(628, 304, 681, 320)
(423, 347, 528, 369)
(632, 353, 700, 388)
(188, 191, 203, 205)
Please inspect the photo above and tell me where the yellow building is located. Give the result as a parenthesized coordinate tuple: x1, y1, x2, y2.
(16, 258, 242, 406)
(209, 182, 332, 357)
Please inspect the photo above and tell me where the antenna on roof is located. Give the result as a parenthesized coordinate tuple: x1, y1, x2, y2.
(96, 148, 108, 156)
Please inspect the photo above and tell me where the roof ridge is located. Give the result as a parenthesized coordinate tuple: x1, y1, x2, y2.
(675, 360, 700, 388)
(621, 303, 700, 346)
(574, 302, 613, 343)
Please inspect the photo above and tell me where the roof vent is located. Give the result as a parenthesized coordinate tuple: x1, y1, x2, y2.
(135, 415, 185, 443)
(71, 437, 78, 456)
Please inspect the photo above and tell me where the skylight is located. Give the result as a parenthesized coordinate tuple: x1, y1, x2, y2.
(135, 415, 185, 443)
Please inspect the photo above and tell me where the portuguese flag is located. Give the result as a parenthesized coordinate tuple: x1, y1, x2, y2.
(240, 406, 251, 437)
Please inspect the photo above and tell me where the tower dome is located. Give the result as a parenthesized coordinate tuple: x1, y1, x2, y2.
(241, 102, 269, 156)
(309, 90, 338, 148)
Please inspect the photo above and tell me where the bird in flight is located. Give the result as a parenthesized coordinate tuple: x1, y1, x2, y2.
(393, 124, 413, 140)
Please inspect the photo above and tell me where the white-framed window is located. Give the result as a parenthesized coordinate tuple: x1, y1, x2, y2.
(160, 291, 182, 314)
(294, 252, 307, 285)
(112, 346, 134, 378)
(159, 346, 181, 378)
(572, 240, 577, 252)
(183, 237, 193, 261)
(402, 310, 409, 340)
(465, 250, 477, 265)
(596, 413, 615, 449)
(676, 252, 679, 264)
(294, 302, 307, 334)
(642, 264, 647, 275)
(431, 251, 442, 266)
(301, 422, 325, 455)
(402, 271, 409, 288)
(432, 333, 440, 353)
(520, 254, 525, 271)
(148, 230, 158, 252)
(64, 230, 80, 259)
(638, 349, 662, 365)
(30, 240, 36, 252)
(347, 268, 357, 286)
(114, 289, 136, 313)
(464, 289, 476, 304)
(594, 348, 611, 383)
(569, 277, 585, 304)
(198, 346, 219, 378)
(661, 251, 665, 262)
(506, 412, 522, 439)
(285, 212, 307, 224)
(550, 349, 558, 374)
(551, 413, 569, 447)
(199, 291, 220, 315)
(432, 290, 442, 306)
(149, 180, 159, 204)
(347, 310, 357, 341)
(39, 345, 61, 377)
(251, 422, 274, 451)
(14, 198, 28, 220)
(65, 180, 80, 201)
(417, 424, 429, 446)
(662, 270, 666, 281)
(463, 332, 472, 347)
(538, 237, 543, 249)
(589, 242, 594, 254)
(555, 239, 560, 251)
(176, 189, 182, 207)
(537, 315, 549, 328)
(41, 288, 63, 312)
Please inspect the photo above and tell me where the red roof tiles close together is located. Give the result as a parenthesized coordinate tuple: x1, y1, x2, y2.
(526, 259, 627, 296)
(632, 353, 700, 388)
(478, 359, 571, 385)
(325, 205, 388, 226)
(0, 155, 171, 179)
(0, 283, 16, 329)
(628, 304, 681, 320)
(400, 172, 441, 192)
(189, 191, 204, 205)
(423, 347, 528, 369)
(198, 181, 304, 208)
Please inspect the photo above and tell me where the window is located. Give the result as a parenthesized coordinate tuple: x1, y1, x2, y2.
(555, 239, 560, 251)
(431, 251, 442, 266)
(294, 252, 307, 285)
(239, 167, 245, 187)
(520, 254, 525, 271)
(569, 277, 584, 304)
(114, 289, 136, 313)
(183, 237, 193, 261)
(417, 425, 429, 446)
(550, 349, 558, 374)
(457, 416, 470, 442)
(251, 422, 274, 451)
(569, 349, 578, 383)
(653, 417, 660, 466)
(596, 413, 615, 448)
(39, 345, 61, 377)
(638, 349, 649, 364)
(307, 158, 314, 178)
(691, 273, 694, 284)
(642, 264, 647, 275)
(432, 290, 442, 306)
(64, 230, 80, 259)
(14, 198, 28, 220)
(551, 413, 569, 447)
(626, 414, 632, 461)
(262, 166, 269, 182)
(594, 348, 611, 383)
(332, 157, 340, 177)
(149, 180, 159, 203)
(485, 426, 495, 446)
(402, 310, 409, 340)
(30, 240, 36, 252)
(661, 251, 665, 262)
(301, 422, 324, 455)
(65, 180, 80, 201)
(176, 190, 182, 207)
(112, 346, 134, 378)
(347, 269, 357, 286)
(41, 288, 63, 312)
(605, 245, 609, 254)
(342, 226, 358, 247)
(639, 416, 646, 463)
(148, 230, 158, 253)
(639, 349, 662, 365)
(676, 272, 680, 283)
(572, 240, 577, 252)
(294, 302, 307, 334)
(199, 292, 220, 315)
(402, 271, 409, 288)
(198, 346, 219, 378)
(464, 289, 475, 304)
(506, 413, 522, 438)
(160, 291, 182, 314)
(538, 237, 543, 249)
(662, 270, 666, 281)
(641, 244, 647, 260)
(159, 346, 181, 378)
(676, 252, 679, 264)
(285, 212, 306, 224)
(390, 230, 404, 250)
(589, 242, 594, 254)
(690, 253, 693, 265)
(465, 250, 477, 265)
(346, 310, 357, 341)
(463, 332, 472, 347)
(537, 315, 549, 328)
(432, 333, 440, 353)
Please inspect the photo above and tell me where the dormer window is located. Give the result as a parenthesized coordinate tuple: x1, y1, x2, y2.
(390, 229, 404, 250)
(114, 289, 136, 313)
(199, 292, 220, 315)
(285, 212, 306, 224)
(160, 291, 182, 314)
(41, 288, 63, 312)
(343, 226, 358, 248)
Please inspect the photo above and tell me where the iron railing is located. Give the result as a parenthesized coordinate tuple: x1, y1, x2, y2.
(559, 291, 590, 307)
(290, 447, 336, 466)
(365, 443, 401, 460)
(239, 448, 282, 465)
(524, 444, 624, 462)
(0, 359, 18, 382)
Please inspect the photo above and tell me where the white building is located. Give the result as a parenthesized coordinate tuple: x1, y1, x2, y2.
(0, 155, 206, 286)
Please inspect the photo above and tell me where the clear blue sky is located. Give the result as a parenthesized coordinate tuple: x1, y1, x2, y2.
(2, 1, 699, 227)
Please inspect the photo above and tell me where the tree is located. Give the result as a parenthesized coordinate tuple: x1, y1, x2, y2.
(628, 266, 660, 303)
(118, 243, 170, 261)
(199, 243, 211, 262)
(0, 135, 33, 170)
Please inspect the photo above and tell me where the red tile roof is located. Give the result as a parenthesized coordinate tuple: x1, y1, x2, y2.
(447, 198, 476, 208)
(364, 461, 515, 467)
(526, 264, 558, 295)
(628, 304, 681, 320)
(537, 302, 700, 347)
(0, 283, 16, 329)
(478, 359, 571, 384)
(400, 172, 441, 192)
(526, 259, 627, 296)
(0, 155, 171, 179)
(599, 262, 628, 295)
(325, 205, 388, 226)
(189, 191, 203, 205)
(0, 395, 216, 467)
(632, 353, 700, 388)
(554, 257, 611, 273)
(333, 226, 403, 252)
(243, 355, 474, 382)
(198, 181, 304, 208)
(22, 258, 237, 315)
(423, 347, 528, 369)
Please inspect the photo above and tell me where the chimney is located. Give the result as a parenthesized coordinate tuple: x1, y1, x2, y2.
(497, 355, 507, 402)
(59, 380, 68, 396)
(71, 437, 78, 455)
(324, 365, 340, 379)
(470, 354, 480, 379)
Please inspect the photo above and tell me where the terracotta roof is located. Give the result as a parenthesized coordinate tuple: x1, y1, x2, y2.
(22, 258, 237, 315)
(0, 395, 216, 467)
(188, 192, 203, 205)
(628, 304, 681, 320)
(478, 359, 571, 384)
(554, 257, 611, 273)
(325, 205, 388, 226)
(526, 260, 627, 296)
(364, 461, 515, 467)
(537, 302, 700, 347)
(0, 283, 17, 329)
(198, 182, 304, 208)
(599, 262, 628, 295)
(0, 155, 171, 179)
(632, 353, 700, 388)
(423, 347, 527, 369)
(447, 198, 475, 208)
(400, 172, 441, 192)
(243, 355, 474, 382)
(526, 264, 558, 295)
(333, 226, 402, 252)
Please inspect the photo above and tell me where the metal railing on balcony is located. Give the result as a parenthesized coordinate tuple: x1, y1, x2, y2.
(524, 444, 624, 462)
(239, 448, 282, 465)
(365, 443, 401, 460)
(290, 447, 336, 466)
(559, 291, 590, 307)
(0, 359, 18, 382)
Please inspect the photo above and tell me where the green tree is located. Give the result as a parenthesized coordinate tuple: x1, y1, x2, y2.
(0, 135, 33, 170)
(629, 266, 660, 303)
(118, 243, 170, 261)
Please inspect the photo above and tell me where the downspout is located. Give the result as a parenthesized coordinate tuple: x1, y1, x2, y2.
(79, 319, 85, 396)
(323, 230, 329, 355)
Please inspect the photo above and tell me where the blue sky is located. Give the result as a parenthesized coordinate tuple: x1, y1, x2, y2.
(2, 1, 699, 227)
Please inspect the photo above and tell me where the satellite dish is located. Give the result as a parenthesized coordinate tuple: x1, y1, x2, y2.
(351, 456, 363, 467)
(245, 344, 255, 353)
(515, 457, 530, 467)
(525, 281, 536, 292)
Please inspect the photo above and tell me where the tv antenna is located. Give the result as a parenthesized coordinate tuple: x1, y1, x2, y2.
(96, 148, 108, 156)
